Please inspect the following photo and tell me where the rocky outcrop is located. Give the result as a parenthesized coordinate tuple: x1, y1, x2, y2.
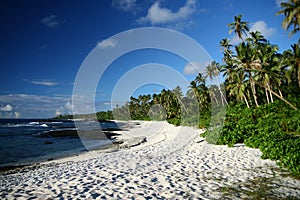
(115, 136, 147, 149)
(38, 129, 121, 139)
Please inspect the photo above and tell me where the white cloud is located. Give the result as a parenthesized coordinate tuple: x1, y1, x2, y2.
(55, 101, 74, 116)
(14, 112, 21, 118)
(112, 0, 138, 13)
(250, 21, 276, 38)
(29, 80, 59, 86)
(55, 110, 62, 116)
(71, 94, 97, 115)
(229, 35, 243, 45)
(0, 104, 13, 112)
(0, 94, 71, 118)
(64, 101, 73, 110)
(138, 0, 196, 25)
(97, 38, 118, 49)
(0, 94, 121, 118)
(41, 15, 60, 28)
(230, 20, 276, 45)
(183, 62, 206, 75)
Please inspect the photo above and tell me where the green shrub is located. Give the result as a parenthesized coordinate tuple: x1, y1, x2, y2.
(205, 99, 300, 175)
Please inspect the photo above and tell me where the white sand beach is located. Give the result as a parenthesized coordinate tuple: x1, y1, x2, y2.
(1, 121, 300, 199)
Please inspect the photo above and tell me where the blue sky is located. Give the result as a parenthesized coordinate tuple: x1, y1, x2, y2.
(0, 0, 298, 118)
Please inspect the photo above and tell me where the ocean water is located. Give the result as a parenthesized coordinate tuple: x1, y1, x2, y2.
(0, 119, 120, 168)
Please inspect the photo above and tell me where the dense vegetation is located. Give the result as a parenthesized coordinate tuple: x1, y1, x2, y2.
(206, 0, 300, 175)
(206, 1, 300, 175)
(204, 99, 300, 175)
(56, 1, 300, 174)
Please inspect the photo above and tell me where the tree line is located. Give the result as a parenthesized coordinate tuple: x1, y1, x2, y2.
(112, 0, 300, 126)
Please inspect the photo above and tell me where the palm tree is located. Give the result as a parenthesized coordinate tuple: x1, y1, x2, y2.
(185, 87, 199, 116)
(226, 68, 250, 108)
(158, 89, 181, 119)
(254, 42, 280, 104)
(235, 42, 260, 107)
(194, 73, 210, 108)
(276, 0, 300, 37)
(195, 73, 206, 85)
(209, 85, 219, 105)
(283, 43, 300, 88)
(129, 96, 140, 119)
(206, 61, 220, 80)
(246, 31, 267, 48)
(205, 61, 228, 105)
(172, 86, 187, 113)
(228, 14, 249, 41)
(249, 41, 298, 110)
(189, 75, 209, 111)
(189, 81, 200, 103)
(140, 94, 151, 116)
(220, 38, 233, 64)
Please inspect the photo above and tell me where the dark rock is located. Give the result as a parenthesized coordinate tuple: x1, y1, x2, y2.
(112, 140, 124, 145)
(118, 136, 147, 149)
(39, 129, 121, 140)
(40, 129, 78, 138)
(104, 132, 121, 140)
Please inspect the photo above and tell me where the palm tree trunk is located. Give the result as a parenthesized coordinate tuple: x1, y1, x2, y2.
(216, 78, 228, 105)
(278, 88, 283, 98)
(269, 88, 297, 110)
(247, 90, 252, 104)
(265, 87, 270, 104)
(192, 88, 202, 110)
(267, 82, 274, 103)
(210, 92, 219, 105)
(220, 94, 224, 106)
(215, 96, 219, 105)
(256, 81, 298, 110)
(268, 84, 274, 103)
(269, 90, 274, 102)
(243, 94, 250, 108)
(219, 88, 228, 106)
(176, 95, 188, 113)
(250, 76, 259, 107)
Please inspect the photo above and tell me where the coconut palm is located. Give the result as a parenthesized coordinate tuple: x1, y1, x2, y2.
(189, 74, 209, 111)
(157, 89, 181, 119)
(194, 73, 206, 85)
(246, 31, 267, 48)
(226, 68, 250, 108)
(254, 42, 280, 104)
(209, 85, 220, 105)
(283, 43, 300, 88)
(172, 86, 187, 113)
(250, 41, 298, 110)
(220, 38, 233, 62)
(189, 81, 199, 103)
(276, 0, 300, 37)
(234, 42, 260, 107)
(205, 61, 228, 106)
(228, 14, 249, 41)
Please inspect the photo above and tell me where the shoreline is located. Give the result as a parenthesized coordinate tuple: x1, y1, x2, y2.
(0, 120, 140, 170)
(0, 120, 160, 172)
(1, 121, 300, 199)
